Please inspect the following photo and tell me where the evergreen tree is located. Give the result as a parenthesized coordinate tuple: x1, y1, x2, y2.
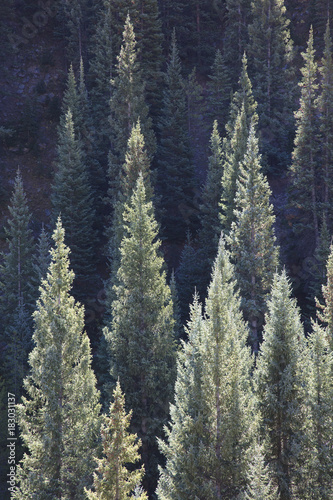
(318, 20, 333, 231)
(157, 31, 196, 241)
(255, 270, 307, 500)
(85, 381, 147, 500)
(52, 108, 96, 291)
(175, 233, 200, 328)
(317, 243, 333, 349)
(104, 175, 176, 494)
(13, 219, 101, 499)
(225, 53, 258, 141)
(109, 14, 156, 171)
(106, 120, 154, 320)
(289, 26, 321, 248)
(206, 50, 231, 131)
(248, 0, 294, 171)
(169, 270, 182, 340)
(158, 236, 257, 499)
(220, 104, 248, 233)
(0, 169, 34, 324)
(196, 121, 224, 296)
(89, 0, 114, 156)
(228, 121, 279, 351)
(32, 225, 51, 293)
(157, 295, 208, 499)
(297, 321, 333, 499)
(224, 0, 252, 81)
(57, 0, 89, 66)
(241, 442, 279, 500)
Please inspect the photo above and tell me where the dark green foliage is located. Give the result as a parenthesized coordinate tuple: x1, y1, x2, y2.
(224, 0, 252, 81)
(317, 243, 333, 349)
(51, 109, 96, 291)
(175, 233, 200, 328)
(289, 27, 321, 247)
(196, 121, 224, 296)
(57, 0, 90, 66)
(109, 15, 156, 163)
(0, 170, 35, 324)
(104, 175, 176, 494)
(248, 0, 295, 172)
(13, 219, 101, 499)
(255, 271, 307, 500)
(206, 50, 232, 131)
(228, 122, 279, 351)
(157, 32, 196, 241)
(32, 225, 51, 293)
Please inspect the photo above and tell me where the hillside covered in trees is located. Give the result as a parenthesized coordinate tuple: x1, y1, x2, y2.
(1, 0, 333, 498)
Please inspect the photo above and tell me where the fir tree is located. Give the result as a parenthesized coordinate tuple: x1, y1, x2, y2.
(104, 175, 176, 494)
(85, 381, 147, 500)
(224, 0, 252, 82)
(318, 20, 333, 231)
(220, 104, 248, 233)
(316, 243, 333, 349)
(241, 442, 279, 500)
(109, 14, 156, 170)
(157, 31, 196, 241)
(0, 169, 35, 324)
(32, 225, 51, 293)
(297, 321, 333, 499)
(157, 295, 208, 499)
(14, 219, 101, 499)
(289, 26, 321, 247)
(206, 50, 231, 131)
(52, 108, 96, 291)
(228, 121, 279, 351)
(196, 121, 224, 296)
(255, 270, 307, 500)
(248, 0, 295, 172)
(89, 0, 114, 155)
(158, 236, 257, 499)
(175, 233, 200, 327)
(225, 52, 258, 141)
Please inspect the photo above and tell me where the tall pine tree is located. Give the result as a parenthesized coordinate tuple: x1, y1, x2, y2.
(228, 121, 279, 351)
(13, 219, 101, 499)
(255, 270, 307, 500)
(289, 26, 321, 248)
(157, 31, 196, 241)
(104, 175, 176, 494)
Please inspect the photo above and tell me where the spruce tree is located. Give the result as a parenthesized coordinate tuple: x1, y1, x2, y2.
(297, 321, 333, 499)
(0, 169, 34, 324)
(318, 20, 333, 231)
(52, 108, 96, 292)
(89, 0, 114, 155)
(104, 175, 176, 494)
(317, 243, 333, 349)
(13, 219, 101, 499)
(228, 121, 279, 351)
(85, 381, 147, 500)
(224, 0, 252, 82)
(158, 236, 257, 499)
(248, 0, 294, 171)
(157, 31, 196, 241)
(289, 26, 321, 247)
(220, 104, 248, 233)
(157, 295, 208, 499)
(32, 225, 51, 292)
(206, 50, 231, 131)
(196, 121, 224, 296)
(255, 270, 307, 500)
(109, 14, 156, 169)
(241, 442, 279, 500)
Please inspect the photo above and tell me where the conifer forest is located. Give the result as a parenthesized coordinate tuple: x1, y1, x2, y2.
(2, 0, 333, 498)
